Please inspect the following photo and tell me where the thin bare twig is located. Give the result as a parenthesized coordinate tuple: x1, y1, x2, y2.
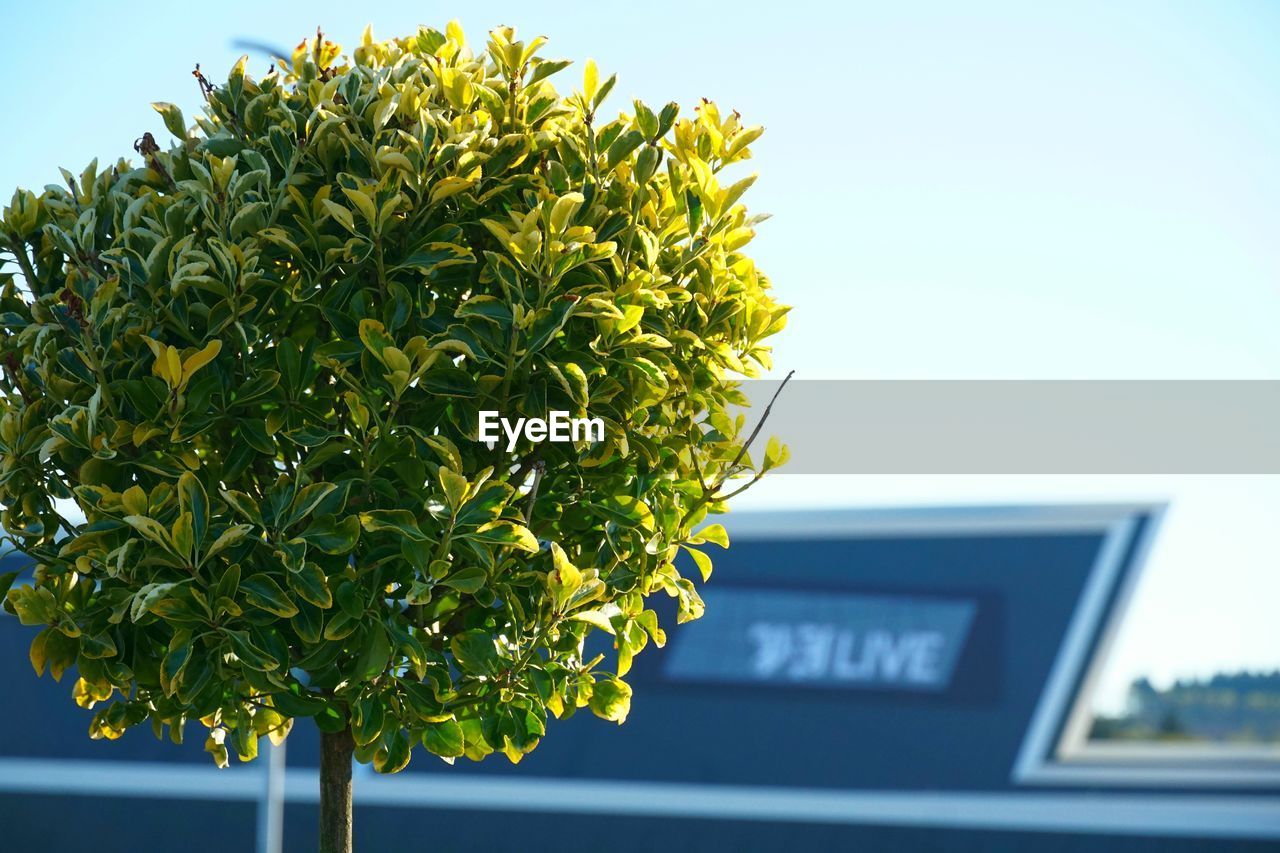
(710, 369, 794, 493)
(523, 460, 545, 524)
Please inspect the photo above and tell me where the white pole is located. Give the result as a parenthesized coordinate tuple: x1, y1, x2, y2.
(256, 737, 286, 853)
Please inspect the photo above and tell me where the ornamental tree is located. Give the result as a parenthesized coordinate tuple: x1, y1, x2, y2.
(0, 22, 788, 852)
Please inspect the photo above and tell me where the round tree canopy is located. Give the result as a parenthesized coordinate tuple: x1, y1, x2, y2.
(0, 22, 788, 771)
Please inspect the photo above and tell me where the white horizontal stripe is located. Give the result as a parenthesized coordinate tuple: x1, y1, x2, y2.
(1020, 762, 1280, 788)
(721, 504, 1157, 540)
(0, 756, 262, 800)
(0, 757, 1275, 839)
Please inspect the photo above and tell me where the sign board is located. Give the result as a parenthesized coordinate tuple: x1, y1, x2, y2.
(663, 587, 977, 692)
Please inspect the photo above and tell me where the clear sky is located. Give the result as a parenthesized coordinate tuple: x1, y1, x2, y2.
(2, 1, 1277, 711)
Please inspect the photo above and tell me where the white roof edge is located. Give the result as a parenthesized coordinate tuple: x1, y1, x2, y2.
(715, 502, 1168, 540)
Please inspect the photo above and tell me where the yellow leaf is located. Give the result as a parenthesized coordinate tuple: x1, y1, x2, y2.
(341, 187, 378, 227)
(167, 348, 183, 386)
(321, 199, 357, 233)
(548, 543, 582, 610)
(429, 176, 476, 204)
(181, 340, 222, 383)
(726, 125, 765, 160)
(438, 467, 469, 510)
(549, 192, 584, 233)
(376, 149, 415, 173)
(479, 218, 513, 244)
(446, 19, 466, 46)
(152, 344, 182, 389)
(717, 174, 757, 216)
(122, 485, 148, 516)
(520, 36, 548, 66)
(583, 59, 599, 102)
(616, 304, 644, 334)
(132, 423, 164, 447)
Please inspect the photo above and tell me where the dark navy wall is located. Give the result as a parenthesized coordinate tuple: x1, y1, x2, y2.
(1, 513, 1274, 852)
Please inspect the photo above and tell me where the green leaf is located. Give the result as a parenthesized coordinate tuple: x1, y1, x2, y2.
(358, 318, 396, 361)
(455, 482, 512, 527)
(80, 632, 117, 659)
(215, 563, 241, 601)
(336, 580, 364, 618)
(393, 242, 475, 274)
(322, 199, 357, 234)
(171, 512, 195, 561)
(657, 101, 679, 137)
(568, 609, 615, 633)
(286, 482, 338, 528)
(718, 173, 757, 215)
(288, 562, 333, 609)
(423, 719, 465, 758)
(292, 601, 324, 644)
(634, 101, 658, 141)
(299, 514, 361, 554)
(440, 567, 487, 594)
(323, 609, 360, 641)
(226, 630, 279, 671)
(283, 426, 337, 447)
(0, 569, 20, 600)
(221, 490, 265, 527)
(359, 510, 428, 541)
(234, 370, 281, 403)
(589, 677, 632, 724)
(524, 299, 577, 355)
(178, 472, 210, 552)
(352, 695, 386, 747)
(232, 723, 259, 762)
(356, 622, 392, 681)
(606, 129, 645, 169)
(160, 642, 192, 696)
(314, 704, 348, 734)
(401, 681, 445, 721)
(456, 295, 512, 326)
(587, 496, 655, 531)
(123, 515, 177, 552)
(130, 581, 182, 622)
(763, 435, 790, 472)
(438, 467, 469, 511)
(419, 366, 477, 397)
(528, 58, 571, 86)
(270, 684, 327, 717)
(205, 524, 253, 562)
(450, 629, 500, 674)
(689, 523, 729, 548)
(241, 574, 298, 617)
(152, 101, 186, 138)
(682, 545, 713, 582)
(374, 728, 412, 773)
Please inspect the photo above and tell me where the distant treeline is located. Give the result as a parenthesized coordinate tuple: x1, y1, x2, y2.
(1090, 671, 1280, 744)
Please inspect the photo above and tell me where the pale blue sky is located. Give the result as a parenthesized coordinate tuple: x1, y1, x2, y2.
(2, 1, 1277, 709)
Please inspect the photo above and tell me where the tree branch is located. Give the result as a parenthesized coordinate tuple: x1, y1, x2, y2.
(710, 369, 794, 493)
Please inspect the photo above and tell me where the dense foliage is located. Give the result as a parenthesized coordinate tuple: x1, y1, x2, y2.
(0, 23, 788, 772)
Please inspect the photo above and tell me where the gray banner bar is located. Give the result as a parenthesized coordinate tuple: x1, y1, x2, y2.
(728, 380, 1280, 474)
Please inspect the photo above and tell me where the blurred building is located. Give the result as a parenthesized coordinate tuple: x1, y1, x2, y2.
(0, 504, 1276, 852)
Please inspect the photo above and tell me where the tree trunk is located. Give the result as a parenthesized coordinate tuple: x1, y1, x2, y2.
(319, 727, 355, 853)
